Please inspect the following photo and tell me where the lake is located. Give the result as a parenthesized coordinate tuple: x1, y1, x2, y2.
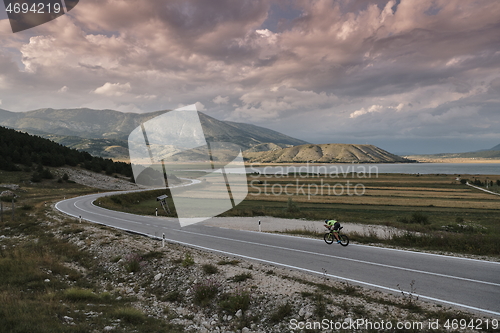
(243, 163, 500, 176)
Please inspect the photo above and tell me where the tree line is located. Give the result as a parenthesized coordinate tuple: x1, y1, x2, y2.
(0, 126, 133, 177)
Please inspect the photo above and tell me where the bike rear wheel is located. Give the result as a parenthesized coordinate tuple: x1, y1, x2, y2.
(324, 232, 334, 244)
(339, 234, 349, 246)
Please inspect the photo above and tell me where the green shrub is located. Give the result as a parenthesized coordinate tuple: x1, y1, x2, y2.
(111, 196, 122, 205)
(123, 253, 144, 273)
(193, 279, 220, 306)
(112, 307, 146, 324)
(397, 216, 409, 224)
(63, 288, 100, 302)
(411, 212, 430, 225)
(398, 212, 430, 225)
(181, 253, 195, 267)
(202, 264, 218, 275)
(41, 168, 54, 180)
(230, 273, 252, 283)
(342, 282, 358, 296)
(269, 302, 293, 323)
(31, 172, 42, 183)
(219, 289, 251, 313)
(141, 251, 164, 260)
(313, 293, 327, 317)
(284, 197, 300, 213)
(162, 291, 182, 303)
(472, 179, 483, 186)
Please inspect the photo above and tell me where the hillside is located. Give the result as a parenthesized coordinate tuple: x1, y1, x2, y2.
(244, 143, 412, 163)
(0, 108, 166, 140)
(0, 108, 308, 159)
(408, 143, 500, 161)
(0, 126, 132, 177)
(487, 143, 500, 151)
(41, 133, 130, 160)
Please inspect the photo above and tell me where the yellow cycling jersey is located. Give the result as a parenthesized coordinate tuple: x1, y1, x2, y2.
(326, 219, 337, 226)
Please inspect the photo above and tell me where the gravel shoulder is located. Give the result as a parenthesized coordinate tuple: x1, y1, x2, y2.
(201, 216, 401, 239)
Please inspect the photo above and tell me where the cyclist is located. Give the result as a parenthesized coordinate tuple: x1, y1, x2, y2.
(324, 219, 341, 244)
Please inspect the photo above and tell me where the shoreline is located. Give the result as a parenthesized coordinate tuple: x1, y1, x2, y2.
(407, 158, 500, 164)
(247, 159, 500, 166)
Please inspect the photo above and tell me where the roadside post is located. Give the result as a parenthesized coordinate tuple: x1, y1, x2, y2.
(79, 215, 82, 223)
(155, 208, 158, 217)
(259, 220, 261, 232)
(162, 233, 165, 248)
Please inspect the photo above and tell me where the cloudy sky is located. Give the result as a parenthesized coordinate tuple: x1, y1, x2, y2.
(1, 0, 500, 154)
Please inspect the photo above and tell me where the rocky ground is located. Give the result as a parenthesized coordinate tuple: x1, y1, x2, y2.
(54, 167, 142, 191)
(43, 206, 492, 333)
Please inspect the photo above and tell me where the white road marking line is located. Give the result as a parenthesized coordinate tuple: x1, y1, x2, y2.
(176, 228, 500, 288)
(204, 224, 500, 265)
(57, 197, 500, 288)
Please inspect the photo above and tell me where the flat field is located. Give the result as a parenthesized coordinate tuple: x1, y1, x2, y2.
(238, 173, 500, 224)
(98, 172, 500, 256)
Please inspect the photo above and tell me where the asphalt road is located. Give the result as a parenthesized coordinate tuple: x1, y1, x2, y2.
(55, 191, 500, 317)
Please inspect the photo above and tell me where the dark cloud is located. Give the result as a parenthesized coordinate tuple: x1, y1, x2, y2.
(0, 0, 499, 152)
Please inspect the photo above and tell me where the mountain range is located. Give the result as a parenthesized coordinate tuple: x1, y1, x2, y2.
(491, 144, 500, 151)
(407, 144, 500, 160)
(0, 107, 422, 164)
(0, 108, 307, 160)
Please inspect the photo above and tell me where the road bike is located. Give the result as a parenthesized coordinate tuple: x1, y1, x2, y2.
(324, 226, 349, 246)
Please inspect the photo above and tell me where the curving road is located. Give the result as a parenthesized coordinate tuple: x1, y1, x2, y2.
(55, 190, 500, 317)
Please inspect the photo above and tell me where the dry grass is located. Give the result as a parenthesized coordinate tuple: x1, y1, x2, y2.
(1, 168, 496, 331)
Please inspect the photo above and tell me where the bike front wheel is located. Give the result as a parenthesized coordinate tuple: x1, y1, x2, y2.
(339, 234, 349, 246)
(324, 232, 334, 244)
